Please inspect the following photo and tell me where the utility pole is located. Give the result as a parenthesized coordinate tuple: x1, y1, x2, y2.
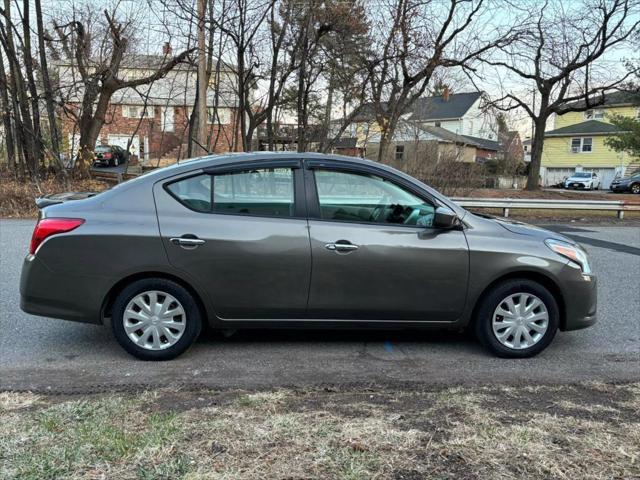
(196, 0, 208, 156)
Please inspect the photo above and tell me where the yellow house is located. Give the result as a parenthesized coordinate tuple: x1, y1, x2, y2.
(541, 92, 640, 188)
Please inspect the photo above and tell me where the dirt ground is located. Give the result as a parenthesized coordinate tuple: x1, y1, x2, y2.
(1, 383, 638, 479)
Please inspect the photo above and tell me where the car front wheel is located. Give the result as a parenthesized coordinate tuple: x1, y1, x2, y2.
(111, 278, 202, 360)
(632, 183, 640, 194)
(474, 279, 559, 358)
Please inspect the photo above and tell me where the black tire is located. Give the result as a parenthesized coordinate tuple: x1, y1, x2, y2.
(474, 279, 559, 358)
(111, 278, 202, 360)
(631, 183, 640, 195)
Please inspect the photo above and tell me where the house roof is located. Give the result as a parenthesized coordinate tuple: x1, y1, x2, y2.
(350, 91, 484, 123)
(407, 91, 483, 121)
(545, 120, 622, 137)
(564, 90, 640, 109)
(462, 134, 501, 151)
(366, 121, 500, 151)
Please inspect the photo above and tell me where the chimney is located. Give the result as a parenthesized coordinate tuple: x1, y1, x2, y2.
(443, 86, 450, 102)
(162, 42, 172, 56)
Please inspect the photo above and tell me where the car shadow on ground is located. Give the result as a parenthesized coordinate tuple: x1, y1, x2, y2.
(197, 327, 476, 347)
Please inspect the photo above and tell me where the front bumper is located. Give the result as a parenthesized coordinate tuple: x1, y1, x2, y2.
(559, 265, 597, 331)
(610, 184, 629, 192)
(565, 182, 590, 189)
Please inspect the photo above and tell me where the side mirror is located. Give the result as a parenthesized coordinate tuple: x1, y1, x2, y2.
(433, 206, 459, 229)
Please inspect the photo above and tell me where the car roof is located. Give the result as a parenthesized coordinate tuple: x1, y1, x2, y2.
(136, 151, 401, 181)
(114, 151, 466, 217)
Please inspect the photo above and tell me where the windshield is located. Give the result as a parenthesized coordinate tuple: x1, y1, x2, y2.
(573, 172, 591, 178)
(95, 146, 111, 153)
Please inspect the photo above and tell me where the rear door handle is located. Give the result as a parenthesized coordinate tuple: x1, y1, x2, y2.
(170, 237, 205, 247)
(325, 242, 358, 252)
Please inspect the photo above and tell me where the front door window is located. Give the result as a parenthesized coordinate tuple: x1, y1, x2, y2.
(314, 169, 435, 227)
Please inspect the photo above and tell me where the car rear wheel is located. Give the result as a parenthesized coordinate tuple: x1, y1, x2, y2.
(111, 278, 202, 360)
(474, 279, 559, 358)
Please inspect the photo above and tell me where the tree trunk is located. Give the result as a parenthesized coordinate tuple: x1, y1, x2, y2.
(77, 88, 114, 174)
(0, 48, 15, 170)
(35, 0, 65, 177)
(4, 0, 36, 175)
(22, 0, 44, 172)
(526, 118, 547, 191)
(376, 116, 396, 164)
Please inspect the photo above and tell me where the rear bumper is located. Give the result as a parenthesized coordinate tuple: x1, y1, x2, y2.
(20, 254, 105, 324)
(560, 268, 597, 331)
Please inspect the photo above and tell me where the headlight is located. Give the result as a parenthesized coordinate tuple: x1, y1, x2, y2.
(545, 239, 592, 274)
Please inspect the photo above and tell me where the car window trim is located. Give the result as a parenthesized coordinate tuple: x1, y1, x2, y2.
(304, 159, 441, 228)
(163, 160, 306, 219)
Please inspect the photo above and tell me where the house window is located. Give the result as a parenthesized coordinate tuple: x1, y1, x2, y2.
(395, 145, 404, 161)
(570, 137, 593, 153)
(122, 105, 153, 118)
(585, 109, 604, 120)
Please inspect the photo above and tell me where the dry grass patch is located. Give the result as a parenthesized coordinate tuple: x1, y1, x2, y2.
(0, 170, 110, 218)
(1, 383, 638, 479)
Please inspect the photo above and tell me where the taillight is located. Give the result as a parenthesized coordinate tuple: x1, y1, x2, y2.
(30, 218, 84, 254)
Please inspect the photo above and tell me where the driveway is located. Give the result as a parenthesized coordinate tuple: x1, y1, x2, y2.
(1, 219, 638, 392)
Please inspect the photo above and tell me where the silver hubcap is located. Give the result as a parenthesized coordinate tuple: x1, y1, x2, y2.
(492, 293, 549, 350)
(123, 291, 186, 350)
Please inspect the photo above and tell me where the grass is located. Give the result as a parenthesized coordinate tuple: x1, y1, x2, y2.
(1, 383, 639, 479)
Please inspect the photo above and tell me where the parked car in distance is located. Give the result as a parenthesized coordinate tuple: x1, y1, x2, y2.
(20, 153, 597, 360)
(93, 145, 129, 167)
(564, 171, 600, 190)
(610, 172, 640, 194)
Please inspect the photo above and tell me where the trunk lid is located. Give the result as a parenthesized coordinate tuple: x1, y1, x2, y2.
(35, 192, 98, 209)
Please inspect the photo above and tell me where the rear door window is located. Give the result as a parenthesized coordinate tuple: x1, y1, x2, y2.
(213, 168, 294, 217)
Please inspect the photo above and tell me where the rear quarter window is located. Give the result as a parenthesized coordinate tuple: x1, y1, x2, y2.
(166, 174, 212, 212)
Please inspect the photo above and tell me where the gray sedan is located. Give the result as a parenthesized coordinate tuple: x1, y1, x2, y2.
(20, 153, 597, 360)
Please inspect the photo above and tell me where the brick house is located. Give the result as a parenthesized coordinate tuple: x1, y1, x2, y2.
(56, 52, 241, 163)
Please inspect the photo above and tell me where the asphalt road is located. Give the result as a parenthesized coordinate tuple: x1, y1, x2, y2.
(1, 219, 639, 392)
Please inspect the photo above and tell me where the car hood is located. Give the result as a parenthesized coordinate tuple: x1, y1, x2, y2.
(566, 176, 591, 182)
(478, 214, 574, 244)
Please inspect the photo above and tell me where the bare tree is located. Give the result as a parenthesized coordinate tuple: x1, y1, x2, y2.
(53, 7, 193, 171)
(483, 0, 640, 190)
(1, 0, 38, 176)
(366, 0, 513, 163)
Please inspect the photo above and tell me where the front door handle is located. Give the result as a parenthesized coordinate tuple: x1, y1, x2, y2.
(170, 237, 205, 247)
(325, 242, 359, 252)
